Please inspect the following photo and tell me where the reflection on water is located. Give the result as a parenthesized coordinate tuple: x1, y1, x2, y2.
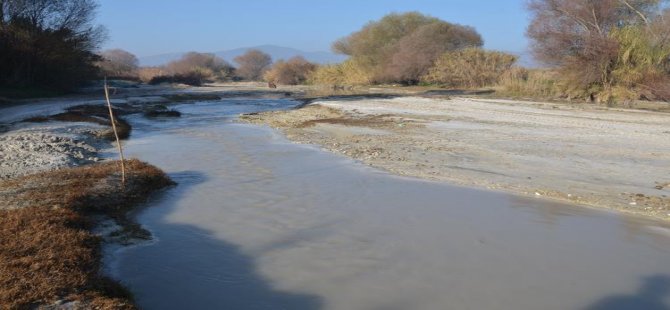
(107, 99, 670, 310)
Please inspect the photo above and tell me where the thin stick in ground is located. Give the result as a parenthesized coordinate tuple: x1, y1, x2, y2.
(103, 78, 127, 185)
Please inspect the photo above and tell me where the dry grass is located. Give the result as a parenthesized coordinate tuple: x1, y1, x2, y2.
(496, 68, 565, 99)
(0, 160, 174, 308)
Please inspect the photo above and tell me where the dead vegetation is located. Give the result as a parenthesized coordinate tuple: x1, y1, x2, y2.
(0, 159, 174, 308)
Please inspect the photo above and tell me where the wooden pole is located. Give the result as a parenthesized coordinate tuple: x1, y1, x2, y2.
(104, 78, 126, 186)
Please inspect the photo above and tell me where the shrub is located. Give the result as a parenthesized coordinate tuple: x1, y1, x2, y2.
(332, 12, 483, 84)
(384, 22, 482, 84)
(264, 56, 317, 85)
(309, 58, 373, 86)
(234, 49, 273, 81)
(422, 48, 517, 88)
(138, 67, 166, 83)
(527, 0, 670, 102)
(609, 25, 670, 101)
(164, 52, 235, 83)
(497, 67, 568, 98)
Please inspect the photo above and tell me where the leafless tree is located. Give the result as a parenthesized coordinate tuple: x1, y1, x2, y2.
(527, 0, 665, 91)
(99, 49, 139, 78)
(234, 49, 272, 81)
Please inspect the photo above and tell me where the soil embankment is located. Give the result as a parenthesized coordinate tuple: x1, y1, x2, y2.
(241, 96, 670, 220)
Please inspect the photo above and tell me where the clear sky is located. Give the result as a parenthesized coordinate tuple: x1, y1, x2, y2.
(97, 0, 531, 57)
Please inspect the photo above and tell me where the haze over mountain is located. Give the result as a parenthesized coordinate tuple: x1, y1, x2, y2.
(139, 45, 348, 67)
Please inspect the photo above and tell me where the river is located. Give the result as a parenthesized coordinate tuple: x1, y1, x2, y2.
(105, 98, 670, 310)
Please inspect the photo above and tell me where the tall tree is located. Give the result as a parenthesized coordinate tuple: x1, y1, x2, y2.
(234, 49, 272, 81)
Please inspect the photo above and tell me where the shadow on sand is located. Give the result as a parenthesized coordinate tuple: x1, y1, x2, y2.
(584, 275, 670, 310)
(115, 170, 323, 310)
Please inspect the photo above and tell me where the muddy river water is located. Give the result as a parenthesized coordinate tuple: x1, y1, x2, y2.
(105, 98, 670, 310)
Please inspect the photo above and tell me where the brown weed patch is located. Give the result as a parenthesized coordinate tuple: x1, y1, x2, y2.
(0, 160, 173, 308)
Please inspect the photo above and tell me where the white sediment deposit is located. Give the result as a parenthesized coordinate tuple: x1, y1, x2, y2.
(0, 122, 103, 179)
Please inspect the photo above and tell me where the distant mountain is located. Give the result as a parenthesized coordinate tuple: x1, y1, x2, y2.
(139, 45, 348, 67)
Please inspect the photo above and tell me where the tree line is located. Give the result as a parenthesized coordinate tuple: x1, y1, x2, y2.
(3, 1, 670, 103)
(0, 0, 104, 93)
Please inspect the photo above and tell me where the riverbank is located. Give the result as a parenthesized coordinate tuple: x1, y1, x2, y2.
(0, 90, 176, 308)
(241, 96, 670, 221)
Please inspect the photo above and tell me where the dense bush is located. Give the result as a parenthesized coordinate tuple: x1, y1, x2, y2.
(385, 22, 482, 83)
(422, 48, 517, 88)
(0, 0, 105, 93)
(608, 24, 670, 101)
(332, 12, 483, 84)
(497, 67, 567, 99)
(264, 56, 317, 85)
(309, 58, 373, 86)
(527, 0, 670, 102)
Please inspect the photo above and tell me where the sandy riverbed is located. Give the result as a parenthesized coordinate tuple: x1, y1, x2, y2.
(241, 96, 670, 220)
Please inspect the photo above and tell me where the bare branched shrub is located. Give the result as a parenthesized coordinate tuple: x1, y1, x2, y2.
(527, 0, 670, 101)
(423, 48, 517, 88)
(98, 49, 139, 79)
(234, 49, 272, 81)
(264, 56, 317, 85)
(164, 52, 235, 82)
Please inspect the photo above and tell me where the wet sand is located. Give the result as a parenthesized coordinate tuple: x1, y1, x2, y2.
(241, 97, 670, 221)
(107, 99, 670, 310)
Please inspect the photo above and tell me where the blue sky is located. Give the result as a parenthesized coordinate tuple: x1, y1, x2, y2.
(98, 0, 531, 57)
